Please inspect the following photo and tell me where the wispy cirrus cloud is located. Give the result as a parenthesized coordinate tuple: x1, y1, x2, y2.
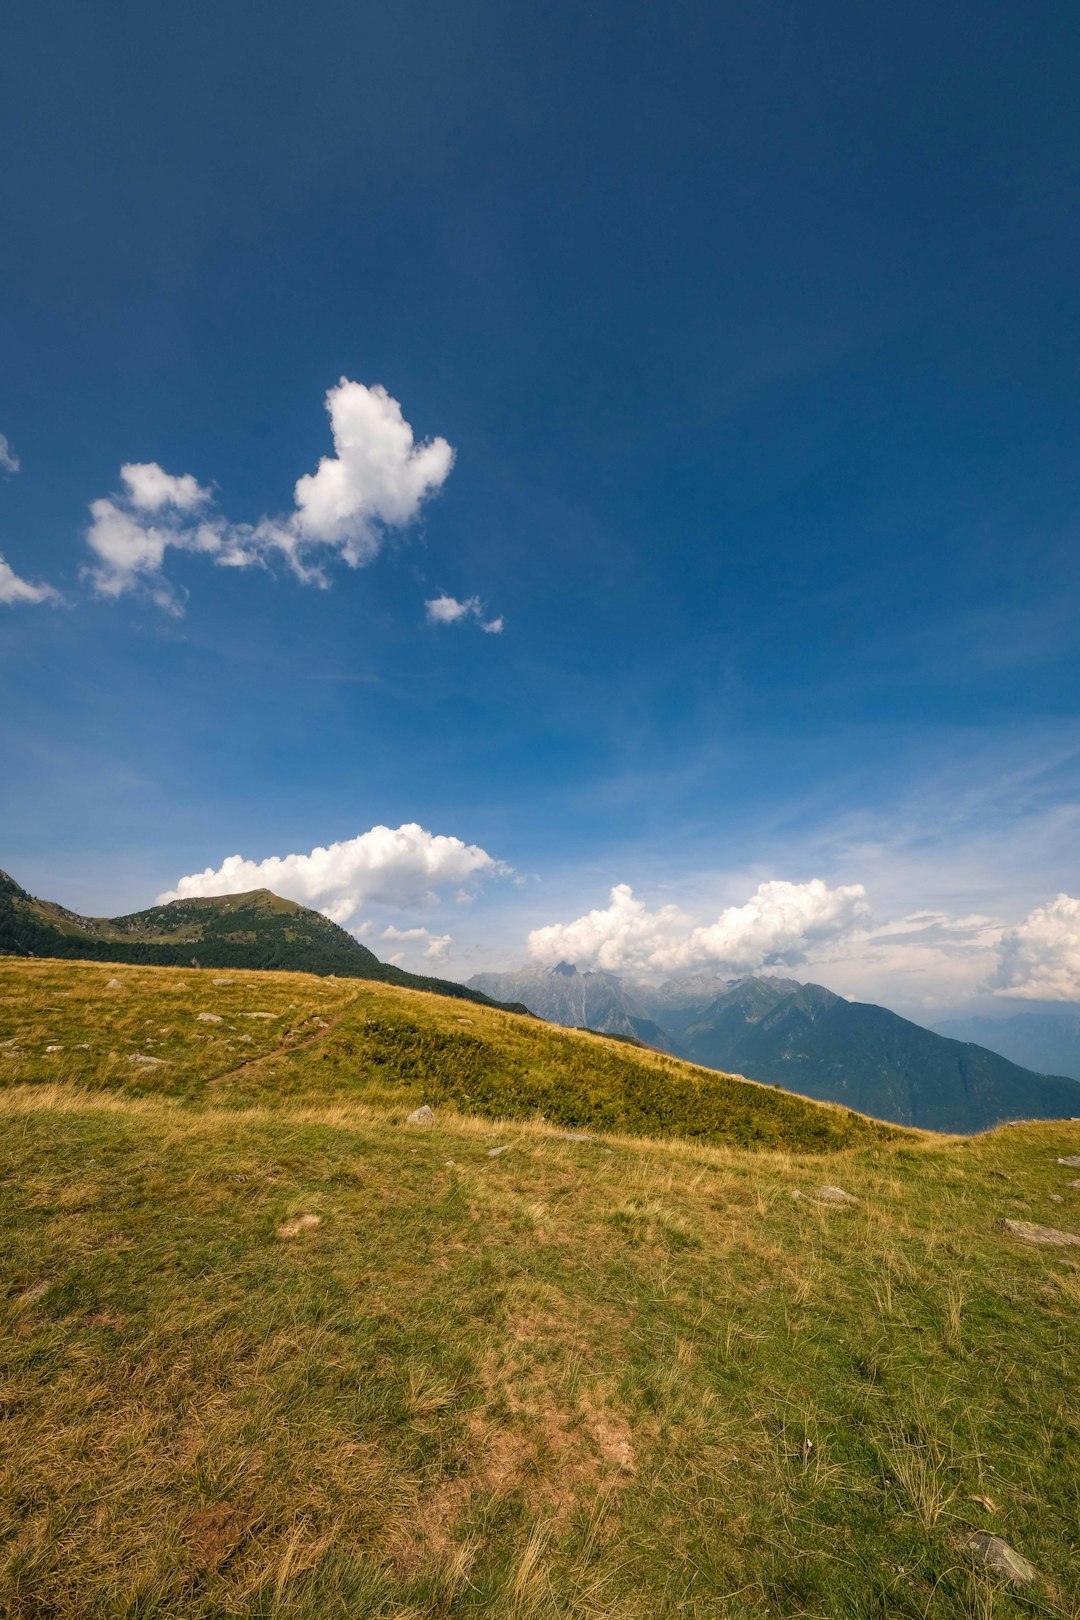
(0, 434, 20, 475)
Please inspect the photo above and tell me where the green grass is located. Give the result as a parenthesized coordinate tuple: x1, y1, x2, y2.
(0, 959, 1078, 1618)
(0, 959, 897, 1152)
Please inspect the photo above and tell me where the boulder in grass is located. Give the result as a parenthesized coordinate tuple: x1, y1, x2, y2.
(406, 1105, 435, 1126)
(815, 1186, 858, 1205)
(963, 1531, 1036, 1585)
(997, 1217, 1080, 1247)
(1054, 1156, 1080, 1168)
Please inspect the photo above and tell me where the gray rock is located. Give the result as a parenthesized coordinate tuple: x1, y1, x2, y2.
(129, 1053, 167, 1066)
(487, 1145, 510, 1157)
(997, 1217, 1080, 1247)
(406, 1105, 435, 1125)
(558, 1131, 594, 1142)
(106, 978, 124, 989)
(213, 977, 234, 986)
(1054, 1156, 1080, 1168)
(815, 1186, 858, 1205)
(963, 1531, 1036, 1585)
(1049, 1193, 1064, 1204)
(196, 1012, 224, 1024)
(1070, 1178, 1080, 1189)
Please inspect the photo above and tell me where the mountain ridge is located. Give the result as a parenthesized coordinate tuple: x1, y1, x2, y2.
(0, 867, 529, 1014)
(468, 961, 1080, 1132)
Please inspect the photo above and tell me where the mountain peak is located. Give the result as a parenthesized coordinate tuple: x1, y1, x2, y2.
(551, 960, 578, 976)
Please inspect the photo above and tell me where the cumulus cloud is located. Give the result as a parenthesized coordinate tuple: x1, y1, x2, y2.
(120, 462, 210, 511)
(994, 893, 1080, 1000)
(425, 594, 503, 633)
(85, 379, 454, 607)
(159, 822, 510, 931)
(382, 924, 453, 961)
(293, 381, 453, 552)
(0, 434, 19, 474)
(0, 554, 61, 606)
(526, 878, 870, 975)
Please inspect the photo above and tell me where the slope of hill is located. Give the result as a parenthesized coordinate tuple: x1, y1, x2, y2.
(934, 1011, 1080, 1083)
(468, 960, 679, 1052)
(0, 867, 526, 1013)
(0, 958, 894, 1152)
(0, 958, 1078, 1618)
(473, 964, 1080, 1133)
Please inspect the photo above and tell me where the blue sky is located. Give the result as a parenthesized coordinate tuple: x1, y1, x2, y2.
(2, 1, 1079, 1017)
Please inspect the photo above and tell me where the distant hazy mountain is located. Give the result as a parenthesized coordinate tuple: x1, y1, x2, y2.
(0, 868, 527, 1014)
(933, 1012, 1080, 1083)
(470, 960, 1080, 1132)
(466, 961, 680, 1052)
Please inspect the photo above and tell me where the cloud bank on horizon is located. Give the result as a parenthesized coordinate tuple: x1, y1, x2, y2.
(526, 879, 1080, 1004)
(156, 817, 1080, 1005)
(84, 379, 455, 610)
(526, 878, 871, 976)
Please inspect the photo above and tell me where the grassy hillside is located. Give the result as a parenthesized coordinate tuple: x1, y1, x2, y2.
(0, 958, 892, 1151)
(1, 960, 1078, 1618)
(0, 869, 528, 1014)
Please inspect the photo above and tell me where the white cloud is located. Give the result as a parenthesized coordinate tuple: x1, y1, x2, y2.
(293, 380, 453, 553)
(85, 379, 454, 607)
(120, 462, 210, 511)
(381, 924, 453, 961)
(425, 594, 503, 633)
(0, 554, 61, 606)
(159, 822, 511, 930)
(84, 496, 220, 612)
(994, 894, 1080, 1001)
(0, 434, 19, 474)
(526, 878, 869, 975)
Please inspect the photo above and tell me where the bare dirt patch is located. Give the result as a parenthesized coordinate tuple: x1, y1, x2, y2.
(184, 1501, 248, 1568)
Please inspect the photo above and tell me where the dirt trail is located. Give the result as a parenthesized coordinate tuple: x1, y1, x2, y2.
(205, 993, 364, 1087)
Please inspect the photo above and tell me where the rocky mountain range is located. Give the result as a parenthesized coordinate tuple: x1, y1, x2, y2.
(467, 962, 1080, 1133)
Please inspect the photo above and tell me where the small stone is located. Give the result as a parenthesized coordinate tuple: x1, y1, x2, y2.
(488, 1145, 510, 1157)
(1054, 1156, 1080, 1168)
(129, 1053, 167, 1066)
(963, 1531, 1036, 1585)
(213, 977, 234, 986)
(997, 1217, 1080, 1247)
(106, 978, 124, 989)
(789, 1189, 804, 1201)
(1070, 1178, 1080, 1189)
(45, 1044, 63, 1053)
(1049, 1193, 1064, 1204)
(276, 1213, 321, 1239)
(196, 1012, 224, 1024)
(406, 1105, 435, 1125)
(242, 1011, 276, 1019)
(815, 1186, 858, 1205)
(558, 1131, 594, 1142)
(169, 982, 189, 991)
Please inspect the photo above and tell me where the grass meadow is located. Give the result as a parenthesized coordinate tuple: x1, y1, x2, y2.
(1, 959, 1078, 1617)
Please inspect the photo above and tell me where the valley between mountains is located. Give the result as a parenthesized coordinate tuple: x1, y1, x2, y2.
(4, 867, 1078, 1134)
